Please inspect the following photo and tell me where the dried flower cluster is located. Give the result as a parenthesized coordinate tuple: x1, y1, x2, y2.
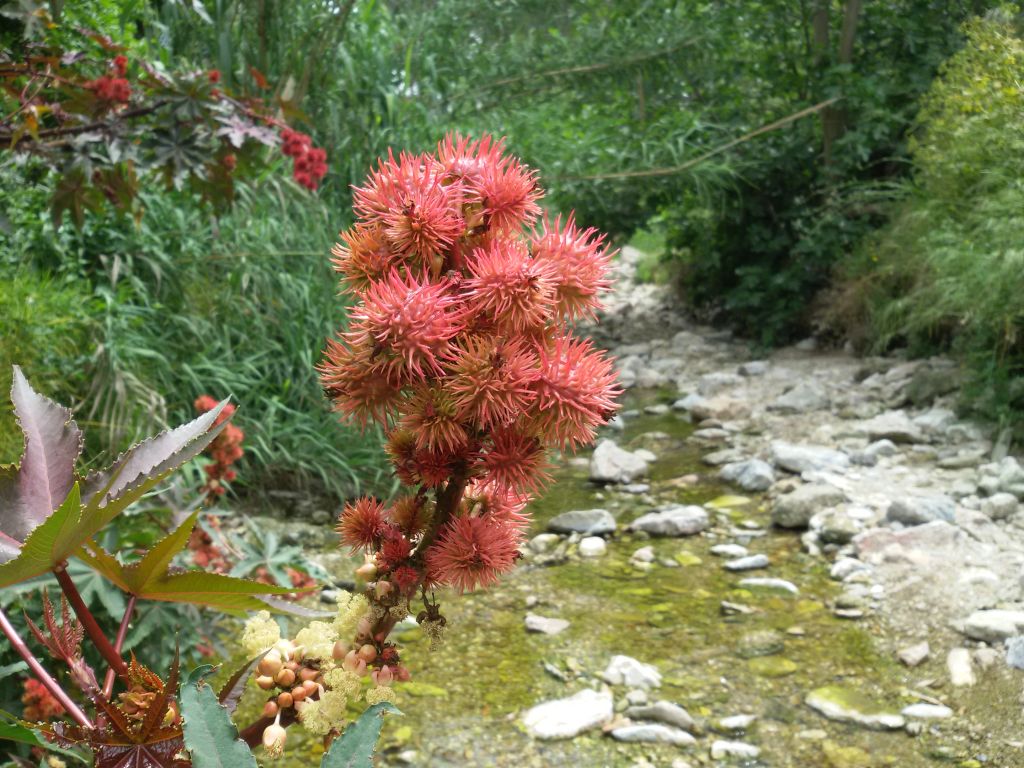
(321, 134, 619, 599)
(281, 128, 329, 191)
(194, 394, 244, 500)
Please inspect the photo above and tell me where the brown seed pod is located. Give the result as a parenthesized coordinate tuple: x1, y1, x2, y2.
(291, 685, 308, 702)
(332, 640, 349, 661)
(257, 652, 283, 678)
(275, 668, 296, 687)
(301, 679, 319, 696)
(277, 691, 294, 708)
(262, 700, 279, 718)
(357, 644, 378, 663)
(255, 675, 276, 691)
(299, 667, 319, 683)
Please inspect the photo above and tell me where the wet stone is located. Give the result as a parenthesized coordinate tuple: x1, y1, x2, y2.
(623, 700, 695, 731)
(521, 688, 614, 739)
(739, 577, 799, 595)
(1005, 636, 1024, 670)
(736, 629, 785, 658)
(724, 554, 770, 572)
(902, 703, 953, 720)
(805, 686, 905, 730)
(524, 614, 570, 635)
(611, 723, 696, 746)
(602, 655, 662, 690)
(547, 509, 616, 536)
(710, 740, 761, 760)
(629, 505, 709, 537)
(897, 641, 930, 668)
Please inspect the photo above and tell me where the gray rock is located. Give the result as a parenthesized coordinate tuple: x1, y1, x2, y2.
(814, 508, 860, 545)
(611, 724, 696, 746)
(528, 533, 562, 554)
(636, 368, 668, 389)
(830, 557, 870, 581)
(698, 372, 743, 396)
(548, 509, 616, 536)
(724, 554, 770, 572)
(630, 505, 709, 537)
(981, 492, 1019, 520)
(962, 609, 1024, 643)
(704, 448, 745, 466)
(864, 439, 898, 458)
(643, 403, 670, 416)
(717, 714, 757, 731)
(886, 494, 956, 526)
(623, 701, 695, 731)
(947, 648, 975, 687)
(631, 546, 656, 563)
(524, 614, 570, 635)
(771, 441, 850, 474)
(522, 688, 613, 739)
(720, 459, 775, 492)
(769, 381, 829, 414)
(902, 703, 953, 720)
(914, 407, 957, 436)
(898, 641, 930, 668)
(673, 393, 706, 412)
(620, 482, 650, 494)
(590, 440, 649, 484)
(739, 577, 799, 595)
(736, 629, 785, 658)
(738, 360, 769, 376)
(771, 484, 847, 529)
(856, 410, 925, 444)
(805, 686, 905, 730)
(710, 741, 761, 760)
(691, 395, 751, 422)
(602, 655, 662, 689)
(578, 536, 607, 557)
(633, 448, 658, 463)
(1005, 636, 1024, 670)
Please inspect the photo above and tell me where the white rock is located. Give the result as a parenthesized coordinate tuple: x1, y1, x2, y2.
(771, 483, 847, 529)
(710, 740, 761, 759)
(602, 655, 662, 690)
(711, 544, 749, 558)
(805, 687, 905, 730)
(547, 509, 616, 536)
(962, 609, 1024, 643)
(623, 700, 695, 731)
(768, 381, 829, 414)
(830, 557, 871, 581)
(673, 393, 707, 412)
(897, 641, 930, 667)
(739, 577, 799, 595)
(947, 648, 976, 687)
(724, 554, 770, 572)
(522, 688, 613, 739)
(579, 536, 607, 558)
(718, 714, 757, 731)
(981, 492, 1019, 521)
(631, 546, 656, 563)
(902, 703, 953, 720)
(590, 440, 649, 484)
(611, 724, 696, 746)
(856, 410, 925, 444)
(771, 441, 850, 474)
(738, 361, 769, 376)
(698, 372, 743, 396)
(524, 614, 570, 635)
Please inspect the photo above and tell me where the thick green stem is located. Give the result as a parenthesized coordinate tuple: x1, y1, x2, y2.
(54, 565, 129, 682)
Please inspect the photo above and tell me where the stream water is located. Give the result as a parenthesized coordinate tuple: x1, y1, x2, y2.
(250, 398, 1018, 767)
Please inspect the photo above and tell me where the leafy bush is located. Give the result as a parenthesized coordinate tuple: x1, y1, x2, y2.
(832, 10, 1024, 420)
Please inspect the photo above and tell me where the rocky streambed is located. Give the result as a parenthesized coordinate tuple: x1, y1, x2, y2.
(267, 246, 1024, 767)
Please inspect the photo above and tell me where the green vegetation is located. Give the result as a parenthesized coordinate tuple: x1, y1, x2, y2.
(833, 10, 1024, 423)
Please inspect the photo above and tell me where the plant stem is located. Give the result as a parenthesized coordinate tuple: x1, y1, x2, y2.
(411, 471, 468, 567)
(102, 595, 136, 699)
(54, 564, 129, 682)
(0, 606, 92, 728)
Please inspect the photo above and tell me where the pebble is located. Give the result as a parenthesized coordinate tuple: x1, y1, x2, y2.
(739, 577, 799, 595)
(631, 546, 656, 563)
(947, 647, 976, 687)
(602, 655, 662, 690)
(901, 703, 953, 720)
(724, 554, 770, 572)
(711, 543, 749, 558)
(643, 403, 670, 416)
(771, 483, 847, 529)
(961, 609, 1024, 643)
(717, 714, 757, 731)
(710, 740, 761, 759)
(886, 494, 956, 526)
(1006, 636, 1024, 670)
(611, 724, 696, 746)
(897, 641, 930, 668)
(522, 688, 613, 739)
(590, 440, 650, 483)
(771, 441, 850, 474)
(805, 686, 905, 730)
(623, 700, 695, 731)
(578, 536, 607, 558)
(830, 557, 870, 581)
(629, 505, 709, 537)
(524, 614, 570, 635)
(719, 458, 775, 491)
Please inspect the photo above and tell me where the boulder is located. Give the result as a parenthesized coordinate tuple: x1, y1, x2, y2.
(547, 509, 616, 536)
(855, 410, 924, 444)
(962, 609, 1024, 643)
(886, 494, 956, 526)
(522, 688, 614, 739)
(771, 441, 850, 474)
(690, 395, 751, 422)
(768, 381, 829, 414)
(719, 459, 775, 492)
(590, 440, 649, 484)
(630, 505, 709, 537)
(771, 484, 847, 529)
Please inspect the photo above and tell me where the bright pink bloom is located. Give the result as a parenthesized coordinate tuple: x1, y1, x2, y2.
(532, 213, 614, 322)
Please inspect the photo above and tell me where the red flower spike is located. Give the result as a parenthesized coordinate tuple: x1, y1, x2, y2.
(377, 530, 413, 572)
(531, 213, 614, 322)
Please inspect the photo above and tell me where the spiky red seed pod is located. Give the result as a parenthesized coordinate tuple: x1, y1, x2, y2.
(399, 384, 467, 453)
(377, 529, 413, 572)
(392, 564, 421, 594)
(531, 213, 614, 322)
(481, 427, 551, 495)
(424, 515, 522, 593)
(319, 336, 403, 428)
(384, 429, 420, 485)
(532, 336, 622, 450)
(346, 269, 465, 383)
(330, 224, 397, 293)
(445, 335, 539, 429)
(463, 240, 557, 332)
(337, 498, 389, 553)
(475, 154, 542, 233)
(436, 133, 506, 189)
(387, 495, 432, 536)
(461, 480, 531, 531)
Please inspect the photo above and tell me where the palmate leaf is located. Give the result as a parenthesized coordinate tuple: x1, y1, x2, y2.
(76, 513, 300, 614)
(0, 484, 83, 588)
(0, 366, 83, 546)
(180, 665, 258, 768)
(320, 702, 401, 768)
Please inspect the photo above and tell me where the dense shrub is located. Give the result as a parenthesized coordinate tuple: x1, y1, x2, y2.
(833, 10, 1024, 420)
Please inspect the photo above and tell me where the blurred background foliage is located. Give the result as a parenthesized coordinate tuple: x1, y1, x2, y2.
(2, 0, 1022, 503)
